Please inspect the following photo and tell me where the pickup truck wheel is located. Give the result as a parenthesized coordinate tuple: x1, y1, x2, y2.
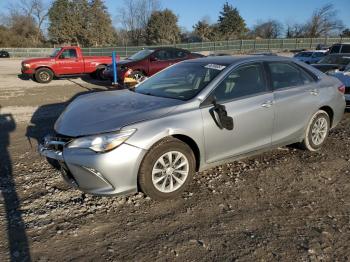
(138, 138, 195, 201)
(35, 68, 53, 83)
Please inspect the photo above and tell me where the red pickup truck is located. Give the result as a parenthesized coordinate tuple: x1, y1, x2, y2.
(21, 46, 112, 83)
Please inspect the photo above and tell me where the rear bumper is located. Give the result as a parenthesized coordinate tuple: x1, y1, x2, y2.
(39, 142, 147, 196)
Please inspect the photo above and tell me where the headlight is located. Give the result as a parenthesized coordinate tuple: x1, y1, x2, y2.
(67, 129, 136, 152)
(23, 63, 31, 69)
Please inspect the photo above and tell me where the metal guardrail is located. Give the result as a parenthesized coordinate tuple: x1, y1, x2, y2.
(2, 37, 350, 58)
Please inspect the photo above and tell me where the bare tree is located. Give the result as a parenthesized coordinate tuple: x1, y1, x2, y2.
(252, 19, 283, 39)
(8, 0, 49, 44)
(285, 22, 307, 38)
(304, 3, 344, 37)
(118, 0, 160, 45)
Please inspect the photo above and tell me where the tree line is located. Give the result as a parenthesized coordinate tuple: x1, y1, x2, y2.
(0, 0, 349, 48)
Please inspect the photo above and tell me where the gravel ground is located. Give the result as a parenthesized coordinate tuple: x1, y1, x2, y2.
(0, 58, 349, 262)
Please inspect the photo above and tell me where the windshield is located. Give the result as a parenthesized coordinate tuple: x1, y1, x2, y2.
(128, 49, 154, 60)
(135, 62, 226, 100)
(295, 52, 313, 58)
(50, 48, 62, 57)
(318, 55, 350, 65)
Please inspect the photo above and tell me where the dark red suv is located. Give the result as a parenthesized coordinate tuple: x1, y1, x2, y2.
(103, 47, 204, 83)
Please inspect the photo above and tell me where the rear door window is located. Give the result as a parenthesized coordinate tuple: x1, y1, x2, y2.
(340, 44, 350, 53)
(267, 62, 314, 90)
(173, 50, 188, 59)
(154, 50, 173, 61)
(330, 45, 341, 54)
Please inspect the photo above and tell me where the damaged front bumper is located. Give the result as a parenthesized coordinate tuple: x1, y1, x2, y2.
(39, 134, 146, 196)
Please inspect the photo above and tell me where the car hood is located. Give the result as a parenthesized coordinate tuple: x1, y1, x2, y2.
(54, 90, 182, 137)
(22, 57, 54, 64)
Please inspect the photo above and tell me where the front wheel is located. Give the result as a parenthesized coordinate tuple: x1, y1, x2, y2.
(138, 138, 196, 200)
(300, 110, 330, 151)
(130, 71, 145, 82)
(34, 68, 53, 83)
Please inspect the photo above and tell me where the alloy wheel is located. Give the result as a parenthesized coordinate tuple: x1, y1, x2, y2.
(311, 117, 328, 145)
(151, 151, 189, 193)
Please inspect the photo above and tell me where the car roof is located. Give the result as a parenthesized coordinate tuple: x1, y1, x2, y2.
(182, 55, 291, 66)
(145, 47, 188, 52)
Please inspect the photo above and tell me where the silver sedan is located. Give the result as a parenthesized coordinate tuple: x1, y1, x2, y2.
(39, 56, 346, 200)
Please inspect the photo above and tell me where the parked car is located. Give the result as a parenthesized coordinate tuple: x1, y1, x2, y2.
(311, 53, 350, 73)
(329, 43, 350, 54)
(39, 56, 346, 200)
(103, 47, 204, 83)
(0, 50, 10, 58)
(294, 50, 327, 64)
(328, 64, 350, 108)
(315, 43, 330, 51)
(21, 46, 112, 83)
(251, 52, 278, 56)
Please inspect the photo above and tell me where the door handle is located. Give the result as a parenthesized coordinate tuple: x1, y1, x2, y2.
(261, 100, 273, 108)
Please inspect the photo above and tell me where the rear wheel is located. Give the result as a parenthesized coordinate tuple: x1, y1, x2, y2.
(138, 138, 195, 200)
(35, 68, 53, 83)
(300, 110, 330, 151)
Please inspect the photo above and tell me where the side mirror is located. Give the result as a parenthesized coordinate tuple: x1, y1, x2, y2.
(208, 96, 234, 130)
(59, 54, 65, 59)
(150, 56, 158, 62)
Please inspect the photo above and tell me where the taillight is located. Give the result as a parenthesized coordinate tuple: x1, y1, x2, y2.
(338, 84, 345, 94)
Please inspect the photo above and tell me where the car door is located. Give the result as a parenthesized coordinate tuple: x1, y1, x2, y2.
(148, 49, 174, 76)
(55, 48, 84, 75)
(266, 62, 320, 145)
(200, 62, 274, 163)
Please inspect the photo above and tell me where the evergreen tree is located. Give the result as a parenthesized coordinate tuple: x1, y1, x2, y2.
(146, 9, 181, 44)
(48, 0, 76, 44)
(217, 2, 247, 40)
(87, 0, 116, 46)
(48, 0, 115, 46)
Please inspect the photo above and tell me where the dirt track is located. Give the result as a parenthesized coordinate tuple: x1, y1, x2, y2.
(0, 58, 349, 261)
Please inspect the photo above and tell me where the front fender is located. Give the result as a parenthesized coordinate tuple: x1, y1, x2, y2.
(125, 107, 206, 167)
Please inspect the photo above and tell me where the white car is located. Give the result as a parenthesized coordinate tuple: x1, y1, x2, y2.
(329, 64, 350, 108)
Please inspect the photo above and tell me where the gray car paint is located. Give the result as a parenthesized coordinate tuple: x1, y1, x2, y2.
(54, 90, 182, 137)
(40, 56, 346, 196)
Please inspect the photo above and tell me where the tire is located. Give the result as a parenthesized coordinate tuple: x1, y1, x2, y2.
(300, 110, 330, 151)
(138, 138, 196, 201)
(130, 70, 145, 82)
(34, 68, 53, 83)
(95, 66, 107, 80)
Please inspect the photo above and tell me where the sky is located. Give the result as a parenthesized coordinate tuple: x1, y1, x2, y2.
(107, 0, 350, 30)
(0, 0, 349, 31)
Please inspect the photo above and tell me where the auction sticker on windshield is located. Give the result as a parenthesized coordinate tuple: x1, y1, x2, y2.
(204, 64, 226, 71)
